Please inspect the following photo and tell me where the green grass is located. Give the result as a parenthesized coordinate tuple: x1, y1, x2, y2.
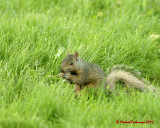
(0, 0, 160, 127)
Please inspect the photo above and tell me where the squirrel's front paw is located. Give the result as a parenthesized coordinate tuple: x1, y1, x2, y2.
(59, 73, 64, 78)
(59, 72, 71, 80)
(63, 72, 71, 80)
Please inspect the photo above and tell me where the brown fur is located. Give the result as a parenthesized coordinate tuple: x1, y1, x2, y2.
(59, 51, 159, 96)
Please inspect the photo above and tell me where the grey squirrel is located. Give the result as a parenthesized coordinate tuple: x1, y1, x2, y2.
(59, 51, 158, 96)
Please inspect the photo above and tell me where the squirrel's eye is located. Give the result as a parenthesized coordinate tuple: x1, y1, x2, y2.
(70, 62, 74, 65)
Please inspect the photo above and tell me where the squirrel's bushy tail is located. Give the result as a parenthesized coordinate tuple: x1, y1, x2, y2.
(106, 65, 158, 94)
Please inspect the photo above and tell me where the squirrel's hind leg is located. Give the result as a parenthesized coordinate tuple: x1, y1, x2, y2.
(74, 84, 82, 97)
(74, 84, 97, 97)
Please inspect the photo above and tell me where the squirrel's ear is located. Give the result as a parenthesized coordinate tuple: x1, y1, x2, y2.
(75, 51, 79, 60)
(75, 51, 79, 58)
(67, 51, 70, 56)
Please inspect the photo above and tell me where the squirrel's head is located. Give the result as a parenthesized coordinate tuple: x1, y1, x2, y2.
(60, 51, 79, 75)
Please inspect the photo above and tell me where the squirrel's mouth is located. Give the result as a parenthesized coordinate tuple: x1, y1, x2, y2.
(60, 69, 65, 73)
(71, 71, 77, 75)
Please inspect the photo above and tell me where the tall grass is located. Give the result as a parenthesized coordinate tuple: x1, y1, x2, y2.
(0, 0, 160, 128)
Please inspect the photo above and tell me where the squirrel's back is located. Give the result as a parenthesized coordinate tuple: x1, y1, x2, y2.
(86, 62, 105, 86)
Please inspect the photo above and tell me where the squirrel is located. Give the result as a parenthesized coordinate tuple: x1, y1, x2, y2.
(59, 51, 158, 96)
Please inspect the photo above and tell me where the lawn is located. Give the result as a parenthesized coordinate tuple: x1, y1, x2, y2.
(0, 0, 160, 128)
